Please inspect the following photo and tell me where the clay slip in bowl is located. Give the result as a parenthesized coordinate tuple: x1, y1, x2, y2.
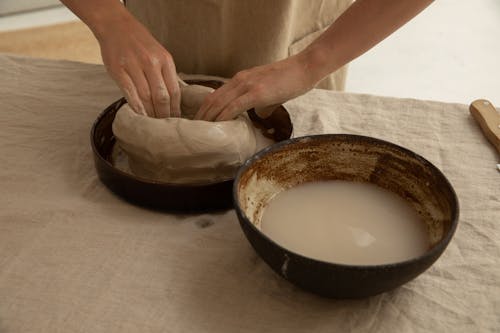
(233, 134, 459, 298)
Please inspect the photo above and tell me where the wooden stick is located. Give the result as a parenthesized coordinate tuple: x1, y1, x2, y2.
(469, 99, 500, 154)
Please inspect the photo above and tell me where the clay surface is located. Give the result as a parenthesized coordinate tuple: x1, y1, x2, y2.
(112, 84, 265, 183)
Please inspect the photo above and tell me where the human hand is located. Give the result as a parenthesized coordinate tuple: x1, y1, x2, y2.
(195, 53, 321, 121)
(96, 13, 180, 118)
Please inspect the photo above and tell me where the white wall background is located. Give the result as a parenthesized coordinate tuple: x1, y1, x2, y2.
(346, 0, 500, 106)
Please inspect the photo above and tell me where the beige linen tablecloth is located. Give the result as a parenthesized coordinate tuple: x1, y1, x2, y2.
(0, 54, 499, 332)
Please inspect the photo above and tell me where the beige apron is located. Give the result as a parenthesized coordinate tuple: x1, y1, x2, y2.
(125, 0, 351, 90)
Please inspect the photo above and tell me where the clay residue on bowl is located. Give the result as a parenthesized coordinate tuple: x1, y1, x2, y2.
(237, 135, 456, 248)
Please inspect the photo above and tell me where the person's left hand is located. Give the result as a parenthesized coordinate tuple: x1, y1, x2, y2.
(194, 53, 321, 121)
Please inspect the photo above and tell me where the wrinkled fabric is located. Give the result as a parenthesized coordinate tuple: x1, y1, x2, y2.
(0, 55, 499, 333)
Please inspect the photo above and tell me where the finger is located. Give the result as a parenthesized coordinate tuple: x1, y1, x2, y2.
(195, 79, 239, 120)
(144, 65, 171, 118)
(215, 93, 254, 121)
(162, 61, 181, 117)
(125, 63, 156, 117)
(114, 71, 146, 116)
(200, 83, 247, 121)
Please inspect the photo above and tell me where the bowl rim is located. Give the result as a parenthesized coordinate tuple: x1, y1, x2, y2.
(233, 133, 460, 270)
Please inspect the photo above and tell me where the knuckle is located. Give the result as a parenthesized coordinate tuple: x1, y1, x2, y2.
(140, 53, 159, 67)
(150, 56, 161, 67)
(121, 84, 133, 97)
(170, 89, 181, 101)
(243, 80, 257, 90)
(162, 52, 174, 63)
(250, 83, 265, 98)
(240, 80, 250, 89)
(138, 88, 152, 102)
(234, 71, 249, 83)
(138, 52, 149, 64)
(252, 83, 265, 93)
(118, 56, 128, 67)
(155, 89, 171, 104)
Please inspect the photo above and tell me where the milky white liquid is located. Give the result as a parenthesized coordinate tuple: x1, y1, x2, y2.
(260, 181, 429, 265)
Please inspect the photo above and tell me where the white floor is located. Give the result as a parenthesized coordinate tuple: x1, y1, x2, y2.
(0, 1, 499, 106)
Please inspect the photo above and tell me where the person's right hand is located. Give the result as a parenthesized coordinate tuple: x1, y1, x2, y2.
(95, 13, 180, 118)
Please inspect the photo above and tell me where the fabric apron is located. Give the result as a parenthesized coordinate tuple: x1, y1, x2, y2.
(125, 0, 351, 90)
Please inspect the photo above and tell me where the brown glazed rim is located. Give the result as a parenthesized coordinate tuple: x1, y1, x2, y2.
(233, 134, 460, 270)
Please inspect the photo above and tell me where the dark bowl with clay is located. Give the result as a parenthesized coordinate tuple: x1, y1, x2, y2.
(91, 97, 233, 212)
(90, 80, 292, 213)
(233, 134, 459, 298)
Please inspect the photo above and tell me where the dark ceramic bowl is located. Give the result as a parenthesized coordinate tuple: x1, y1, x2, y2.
(233, 134, 459, 298)
(90, 80, 292, 213)
(91, 97, 233, 212)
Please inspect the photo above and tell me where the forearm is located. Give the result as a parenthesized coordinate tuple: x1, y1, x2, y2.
(62, 0, 181, 118)
(304, 0, 434, 82)
(60, 0, 132, 40)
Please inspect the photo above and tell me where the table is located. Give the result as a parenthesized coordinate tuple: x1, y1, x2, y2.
(0, 54, 498, 332)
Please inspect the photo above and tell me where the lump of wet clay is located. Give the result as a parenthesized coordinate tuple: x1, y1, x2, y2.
(180, 84, 213, 118)
(112, 84, 258, 183)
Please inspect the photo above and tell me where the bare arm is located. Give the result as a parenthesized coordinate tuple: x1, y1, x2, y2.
(305, 0, 434, 83)
(61, 0, 180, 118)
(59, 0, 125, 37)
(197, 0, 434, 121)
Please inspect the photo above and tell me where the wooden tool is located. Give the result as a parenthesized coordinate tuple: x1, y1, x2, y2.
(469, 99, 500, 171)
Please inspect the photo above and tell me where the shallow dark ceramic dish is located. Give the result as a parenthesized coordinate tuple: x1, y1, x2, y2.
(233, 134, 459, 298)
(91, 97, 232, 212)
(90, 80, 291, 212)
